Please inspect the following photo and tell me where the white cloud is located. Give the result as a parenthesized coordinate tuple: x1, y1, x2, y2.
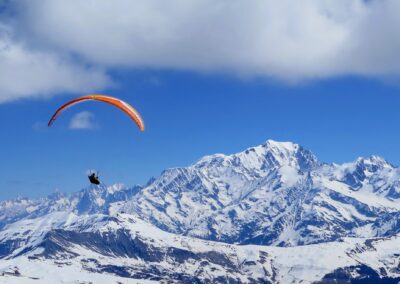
(14, 0, 400, 81)
(0, 24, 112, 103)
(0, 0, 399, 103)
(69, 111, 98, 130)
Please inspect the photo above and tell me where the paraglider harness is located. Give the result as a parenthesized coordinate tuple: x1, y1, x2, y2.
(88, 172, 100, 185)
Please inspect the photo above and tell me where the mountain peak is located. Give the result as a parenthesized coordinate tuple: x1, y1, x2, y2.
(341, 155, 394, 179)
(194, 140, 319, 173)
(262, 140, 300, 161)
(264, 139, 299, 151)
(260, 139, 319, 171)
(357, 155, 392, 168)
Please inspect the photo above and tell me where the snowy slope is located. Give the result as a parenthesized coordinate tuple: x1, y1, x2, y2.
(117, 140, 400, 246)
(2, 140, 400, 247)
(0, 184, 142, 228)
(2, 140, 400, 282)
(0, 212, 400, 283)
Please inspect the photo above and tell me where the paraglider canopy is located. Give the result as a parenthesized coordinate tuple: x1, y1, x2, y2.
(48, 94, 145, 131)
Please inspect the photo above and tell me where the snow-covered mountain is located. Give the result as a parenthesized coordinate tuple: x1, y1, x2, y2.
(0, 212, 399, 283)
(119, 140, 400, 246)
(1, 139, 400, 283)
(0, 183, 142, 228)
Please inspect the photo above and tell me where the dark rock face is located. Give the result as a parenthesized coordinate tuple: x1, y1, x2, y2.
(0, 239, 25, 258)
(90, 263, 206, 284)
(35, 229, 163, 262)
(315, 265, 400, 284)
(24, 227, 255, 283)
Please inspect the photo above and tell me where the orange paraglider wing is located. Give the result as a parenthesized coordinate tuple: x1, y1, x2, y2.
(48, 94, 145, 131)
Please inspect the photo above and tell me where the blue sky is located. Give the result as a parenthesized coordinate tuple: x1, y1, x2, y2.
(1, 1, 400, 199)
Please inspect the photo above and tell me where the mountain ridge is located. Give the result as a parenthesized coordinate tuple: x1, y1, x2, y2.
(118, 139, 400, 246)
(1, 139, 400, 283)
(1, 139, 400, 247)
(1, 211, 400, 283)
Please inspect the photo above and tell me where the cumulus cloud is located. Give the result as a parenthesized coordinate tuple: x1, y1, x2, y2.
(69, 111, 98, 130)
(0, 24, 112, 103)
(0, 0, 400, 103)
(13, 0, 400, 81)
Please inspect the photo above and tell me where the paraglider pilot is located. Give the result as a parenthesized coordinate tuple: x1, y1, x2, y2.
(88, 172, 100, 185)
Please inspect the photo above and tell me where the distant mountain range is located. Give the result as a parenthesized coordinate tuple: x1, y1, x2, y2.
(1, 140, 400, 283)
